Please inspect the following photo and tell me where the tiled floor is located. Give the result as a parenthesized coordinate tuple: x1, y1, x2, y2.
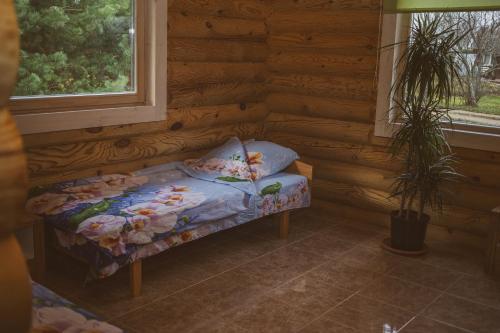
(42, 209, 500, 333)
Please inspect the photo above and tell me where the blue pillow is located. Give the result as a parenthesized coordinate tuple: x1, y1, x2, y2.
(178, 137, 256, 194)
(244, 140, 299, 180)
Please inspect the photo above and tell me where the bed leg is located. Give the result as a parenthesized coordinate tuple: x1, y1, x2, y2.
(129, 260, 142, 297)
(279, 211, 290, 239)
(33, 219, 46, 283)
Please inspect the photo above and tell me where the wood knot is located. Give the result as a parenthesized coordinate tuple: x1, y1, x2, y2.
(239, 103, 247, 111)
(205, 21, 213, 29)
(114, 138, 131, 148)
(170, 122, 183, 131)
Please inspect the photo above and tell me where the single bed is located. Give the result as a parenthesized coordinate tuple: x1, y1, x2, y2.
(27, 139, 312, 296)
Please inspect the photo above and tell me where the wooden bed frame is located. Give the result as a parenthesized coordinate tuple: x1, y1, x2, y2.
(31, 160, 313, 297)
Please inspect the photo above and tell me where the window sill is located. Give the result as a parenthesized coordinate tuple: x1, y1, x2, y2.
(374, 122, 500, 153)
(14, 104, 166, 134)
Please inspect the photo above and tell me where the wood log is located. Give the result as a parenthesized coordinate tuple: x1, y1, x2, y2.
(313, 178, 489, 236)
(29, 150, 210, 187)
(266, 132, 397, 171)
(168, 0, 272, 20)
(168, 62, 267, 88)
(168, 37, 269, 62)
(267, 73, 376, 101)
(168, 12, 267, 40)
(27, 122, 262, 177)
(265, 112, 372, 144)
(169, 81, 267, 108)
(267, 50, 377, 77)
(168, 38, 268, 62)
(268, 32, 378, 54)
(268, 10, 380, 34)
(266, 93, 373, 123)
(458, 159, 500, 189)
(305, 156, 500, 212)
(268, 0, 381, 11)
(23, 103, 269, 148)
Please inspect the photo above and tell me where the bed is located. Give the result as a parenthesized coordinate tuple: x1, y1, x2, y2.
(27, 139, 312, 296)
(32, 281, 123, 332)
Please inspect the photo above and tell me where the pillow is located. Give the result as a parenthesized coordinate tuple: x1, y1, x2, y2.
(244, 140, 299, 180)
(178, 137, 255, 194)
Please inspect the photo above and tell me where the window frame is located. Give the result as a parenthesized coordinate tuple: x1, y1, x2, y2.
(13, 0, 167, 135)
(375, 11, 500, 153)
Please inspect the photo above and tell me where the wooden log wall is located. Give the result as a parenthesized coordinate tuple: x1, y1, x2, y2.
(22, 0, 271, 187)
(263, 0, 500, 240)
(20, 0, 499, 242)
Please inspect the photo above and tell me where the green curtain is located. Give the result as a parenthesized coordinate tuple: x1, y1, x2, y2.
(384, 0, 500, 12)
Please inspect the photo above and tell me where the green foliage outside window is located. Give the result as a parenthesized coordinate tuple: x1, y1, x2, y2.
(14, 0, 134, 97)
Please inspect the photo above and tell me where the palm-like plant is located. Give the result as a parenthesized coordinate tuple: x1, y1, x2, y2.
(389, 14, 466, 222)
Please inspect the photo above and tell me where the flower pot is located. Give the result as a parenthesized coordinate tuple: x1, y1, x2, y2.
(390, 210, 429, 252)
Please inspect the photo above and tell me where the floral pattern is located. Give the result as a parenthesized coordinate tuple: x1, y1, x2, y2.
(256, 177, 310, 217)
(184, 155, 253, 182)
(178, 137, 256, 194)
(28, 159, 310, 279)
(32, 282, 123, 333)
(246, 151, 271, 180)
(244, 140, 299, 180)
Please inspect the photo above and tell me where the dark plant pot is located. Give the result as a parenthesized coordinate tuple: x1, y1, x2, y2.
(390, 210, 429, 252)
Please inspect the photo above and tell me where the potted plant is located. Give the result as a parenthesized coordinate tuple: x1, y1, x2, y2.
(387, 14, 466, 253)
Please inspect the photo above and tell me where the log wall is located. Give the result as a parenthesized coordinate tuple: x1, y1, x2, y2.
(21, 0, 499, 242)
(264, 0, 500, 240)
(22, 0, 271, 187)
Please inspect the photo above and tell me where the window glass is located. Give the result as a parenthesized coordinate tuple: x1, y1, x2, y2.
(13, 0, 136, 98)
(413, 11, 500, 128)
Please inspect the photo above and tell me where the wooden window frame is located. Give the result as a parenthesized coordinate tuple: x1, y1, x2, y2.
(13, 0, 167, 135)
(375, 12, 500, 153)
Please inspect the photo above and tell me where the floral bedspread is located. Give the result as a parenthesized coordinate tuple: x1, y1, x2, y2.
(32, 281, 123, 332)
(27, 162, 310, 278)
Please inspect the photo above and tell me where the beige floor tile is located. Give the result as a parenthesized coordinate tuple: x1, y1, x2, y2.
(181, 270, 270, 314)
(226, 297, 315, 333)
(289, 232, 356, 259)
(424, 294, 500, 333)
(190, 320, 250, 333)
(360, 276, 442, 313)
(388, 260, 463, 291)
(306, 259, 383, 292)
(117, 292, 214, 333)
(298, 319, 357, 333)
(322, 295, 414, 333)
(269, 275, 353, 316)
(418, 240, 484, 276)
(324, 224, 378, 243)
(400, 317, 471, 333)
(237, 246, 328, 288)
(340, 246, 409, 274)
(446, 274, 500, 310)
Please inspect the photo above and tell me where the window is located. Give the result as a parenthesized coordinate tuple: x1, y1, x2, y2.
(12, 0, 167, 134)
(376, 1, 500, 152)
